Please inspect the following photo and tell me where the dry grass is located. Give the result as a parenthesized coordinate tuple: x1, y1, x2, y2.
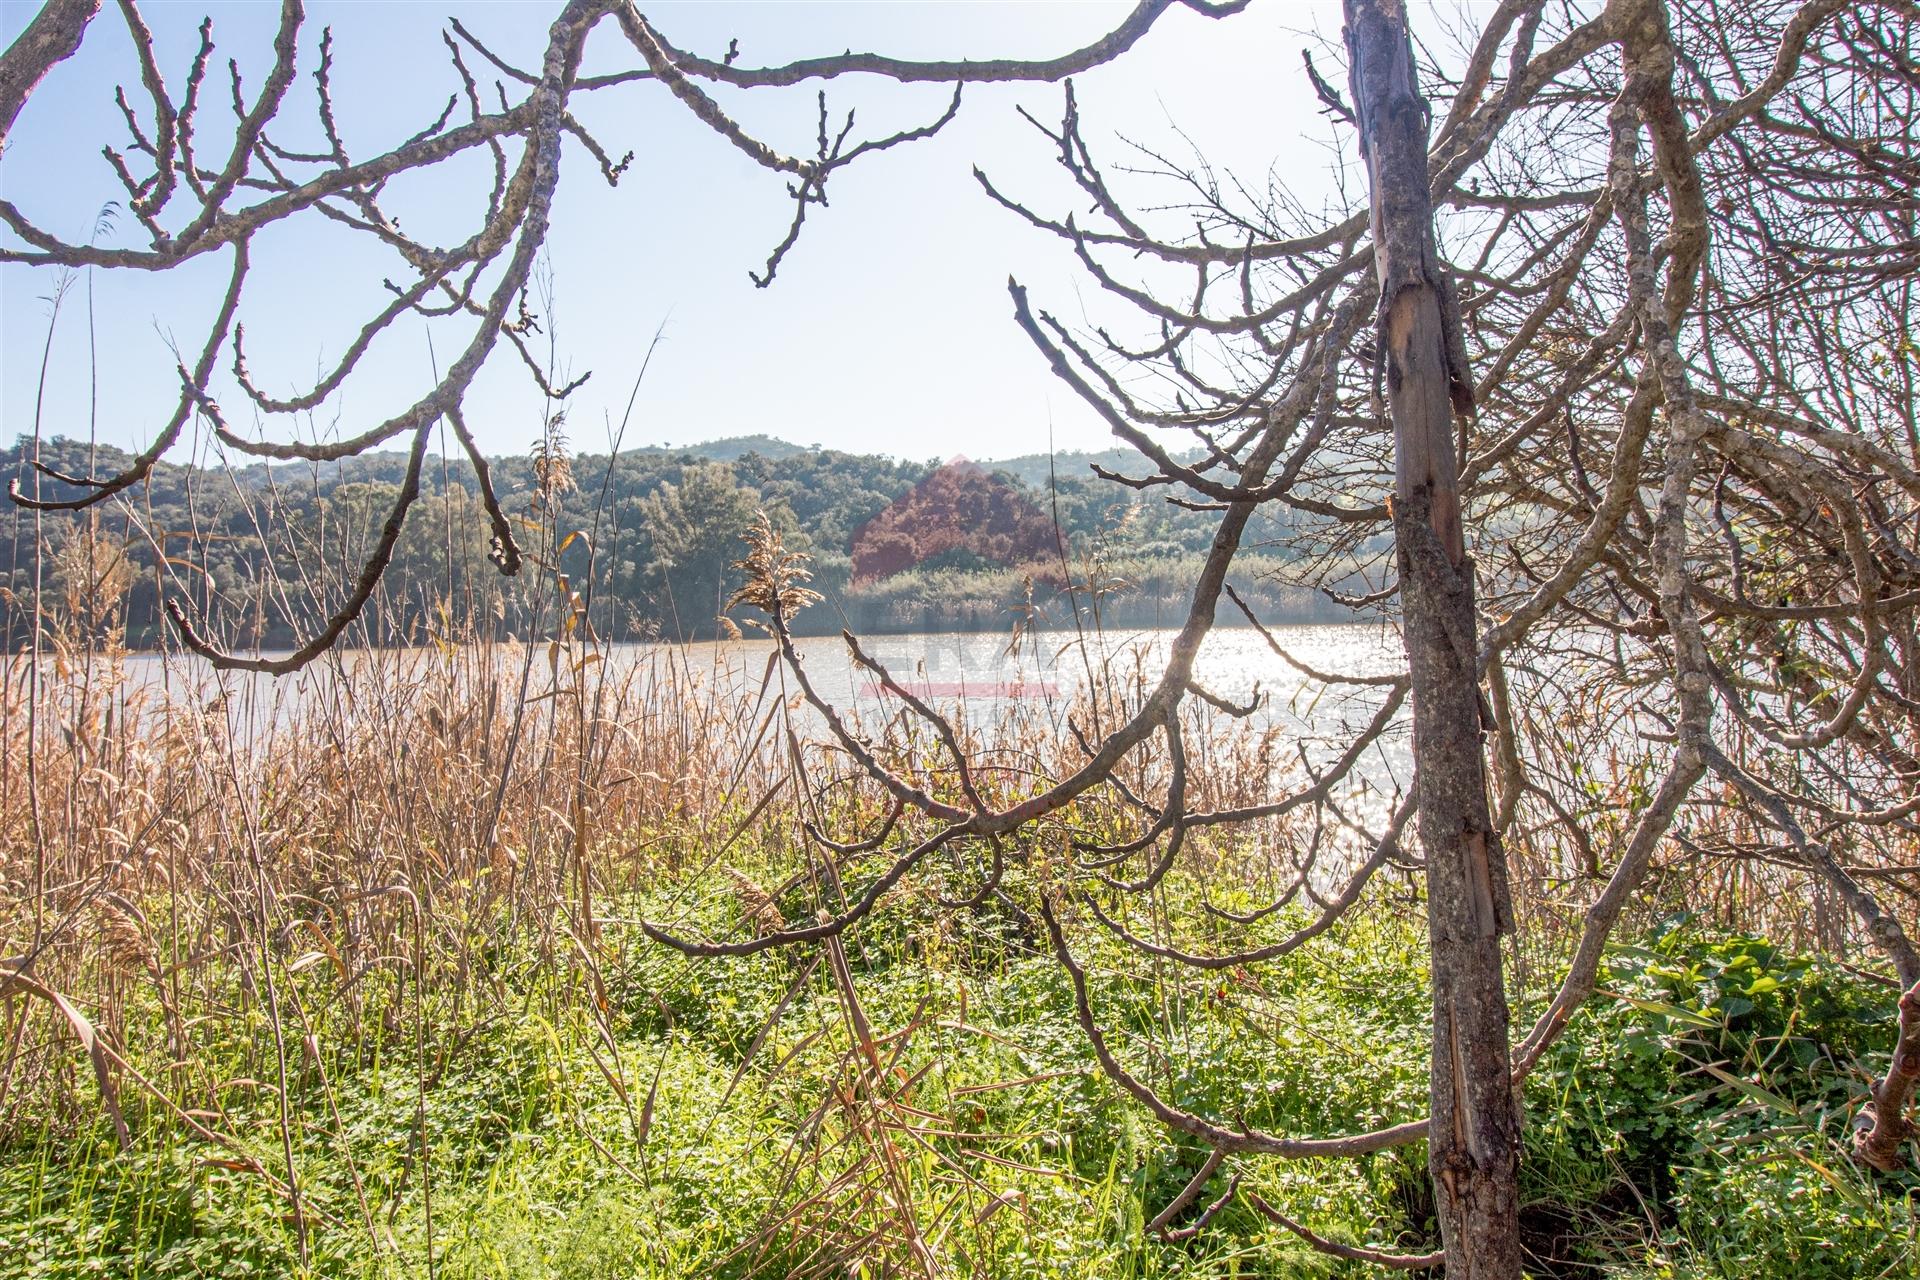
(0, 593, 1318, 1136)
(0, 588, 1366, 1279)
(3, 564, 1907, 1278)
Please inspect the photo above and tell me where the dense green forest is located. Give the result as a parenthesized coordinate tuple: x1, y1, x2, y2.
(3, 433, 1360, 648)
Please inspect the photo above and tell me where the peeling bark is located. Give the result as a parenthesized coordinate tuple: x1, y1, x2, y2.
(1344, 2, 1523, 1275)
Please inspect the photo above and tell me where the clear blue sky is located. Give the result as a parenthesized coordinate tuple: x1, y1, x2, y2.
(0, 1, 1405, 464)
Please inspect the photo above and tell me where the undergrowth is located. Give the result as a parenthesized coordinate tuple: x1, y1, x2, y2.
(1, 636, 1913, 1277)
(3, 885, 1912, 1278)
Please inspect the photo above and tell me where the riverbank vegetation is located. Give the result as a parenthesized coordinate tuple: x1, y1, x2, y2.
(1, 635, 1912, 1277)
(3, 434, 1351, 650)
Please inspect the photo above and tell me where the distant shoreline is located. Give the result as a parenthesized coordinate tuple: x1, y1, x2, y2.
(63, 603, 1376, 660)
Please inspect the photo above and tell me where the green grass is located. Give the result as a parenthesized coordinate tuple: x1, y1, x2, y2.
(3, 881, 1914, 1279)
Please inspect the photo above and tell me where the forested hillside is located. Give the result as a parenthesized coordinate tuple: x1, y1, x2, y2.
(4, 434, 1350, 647)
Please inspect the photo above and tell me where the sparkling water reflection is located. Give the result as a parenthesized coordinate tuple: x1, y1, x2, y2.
(109, 622, 1412, 824)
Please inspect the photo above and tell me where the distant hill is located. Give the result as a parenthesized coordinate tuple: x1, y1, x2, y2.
(978, 446, 1205, 490)
(632, 435, 814, 463)
(629, 437, 1199, 490)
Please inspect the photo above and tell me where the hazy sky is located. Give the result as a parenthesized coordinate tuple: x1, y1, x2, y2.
(0, 1, 1411, 464)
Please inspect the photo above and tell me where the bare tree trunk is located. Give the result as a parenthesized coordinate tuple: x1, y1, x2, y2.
(1343, 3, 1524, 1275)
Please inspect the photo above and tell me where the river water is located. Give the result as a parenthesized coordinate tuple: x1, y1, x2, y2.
(91, 621, 1413, 815)
(105, 624, 1400, 721)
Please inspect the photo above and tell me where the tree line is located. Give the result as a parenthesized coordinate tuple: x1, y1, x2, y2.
(4, 431, 1342, 649)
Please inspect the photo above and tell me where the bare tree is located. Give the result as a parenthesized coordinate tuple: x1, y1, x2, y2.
(8, 0, 1920, 1274)
(1345, 3, 1519, 1270)
(0, 0, 1247, 671)
(643, 0, 1920, 1271)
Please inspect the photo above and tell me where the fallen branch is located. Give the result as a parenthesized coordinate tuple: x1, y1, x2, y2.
(1243, 1187, 1443, 1270)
